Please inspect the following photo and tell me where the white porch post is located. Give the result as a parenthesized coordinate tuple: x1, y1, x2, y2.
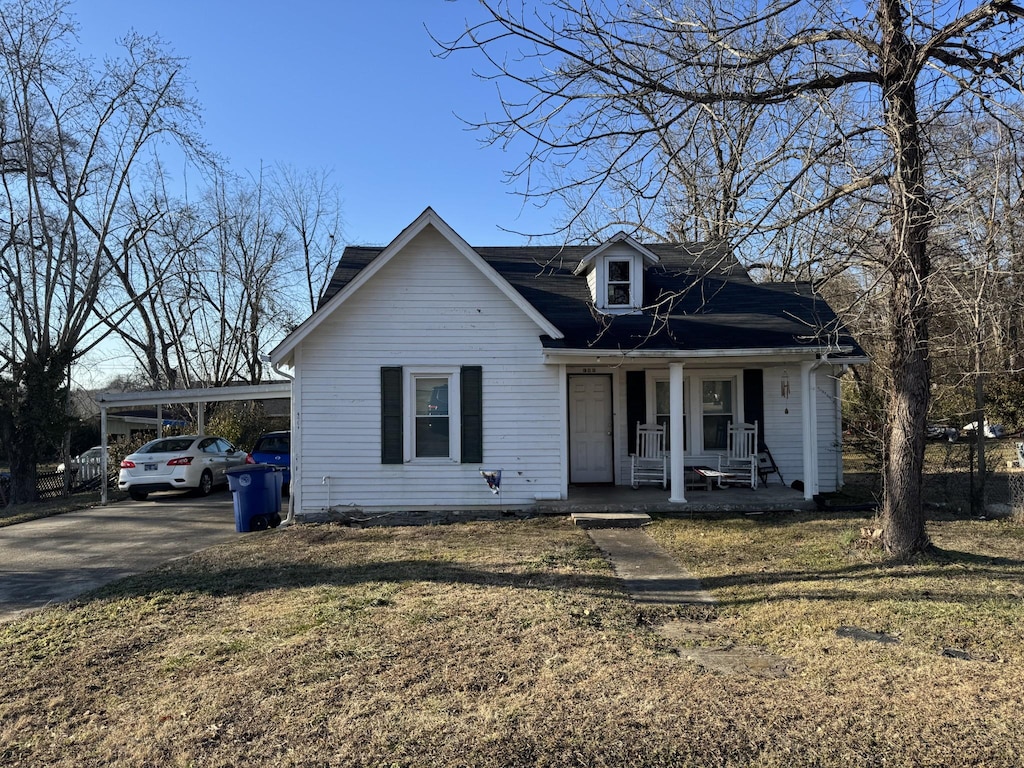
(669, 361, 686, 503)
(800, 361, 819, 500)
(558, 364, 568, 500)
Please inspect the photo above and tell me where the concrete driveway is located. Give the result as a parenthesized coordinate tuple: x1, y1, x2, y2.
(0, 491, 243, 623)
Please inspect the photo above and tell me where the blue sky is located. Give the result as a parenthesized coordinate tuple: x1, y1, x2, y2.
(74, 0, 561, 246)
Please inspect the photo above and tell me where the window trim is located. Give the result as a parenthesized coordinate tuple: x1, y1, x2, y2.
(405, 368, 461, 463)
(697, 374, 741, 454)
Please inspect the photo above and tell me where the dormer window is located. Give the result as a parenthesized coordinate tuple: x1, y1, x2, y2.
(607, 260, 631, 306)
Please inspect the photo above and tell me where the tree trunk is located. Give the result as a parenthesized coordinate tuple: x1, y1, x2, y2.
(8, 435, 41, 505)
(879, 0, 931, 556)
(972, 354, 986, 516)
(1, 353, 72, 506)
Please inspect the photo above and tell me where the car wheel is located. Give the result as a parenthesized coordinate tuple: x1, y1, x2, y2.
(197, 470, 213, 497)
(129, 489, 148, 501)
(251, 515, 269, 531)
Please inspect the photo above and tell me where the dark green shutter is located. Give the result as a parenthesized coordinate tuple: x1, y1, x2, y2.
(626, 370, 646, 454)
(743, 369, 765, 450)
(461, 365, 483, 463)
(381, 366, 403, 464)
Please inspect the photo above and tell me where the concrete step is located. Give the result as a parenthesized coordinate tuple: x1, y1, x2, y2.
(570, 511, 651, 529)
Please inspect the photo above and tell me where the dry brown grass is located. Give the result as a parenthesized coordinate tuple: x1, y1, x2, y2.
(1, 515, 1023, 767)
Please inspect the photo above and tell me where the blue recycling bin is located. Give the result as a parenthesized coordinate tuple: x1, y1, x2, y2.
(227, 464, 283, 532)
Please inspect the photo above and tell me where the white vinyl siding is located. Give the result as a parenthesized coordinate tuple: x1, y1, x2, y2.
(816, 369, 842, 492)
(292, 225, 562, 513)
(762, 365, 843, 493)
(762, 366, 802, 488)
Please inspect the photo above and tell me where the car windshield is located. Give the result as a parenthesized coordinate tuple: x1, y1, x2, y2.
(139, 437, 195, 453)
(255, 436, 289, 453)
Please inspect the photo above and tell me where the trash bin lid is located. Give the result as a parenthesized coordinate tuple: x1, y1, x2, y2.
(227, 464, 273, 474)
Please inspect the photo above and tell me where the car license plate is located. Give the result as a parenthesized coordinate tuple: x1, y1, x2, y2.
(144, 463, 157, 471)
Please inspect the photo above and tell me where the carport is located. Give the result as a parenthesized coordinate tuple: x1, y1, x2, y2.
(94, 383, 292, 504)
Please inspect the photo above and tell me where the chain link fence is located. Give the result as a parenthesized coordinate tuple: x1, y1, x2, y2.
(1009, 467, 1024, 523)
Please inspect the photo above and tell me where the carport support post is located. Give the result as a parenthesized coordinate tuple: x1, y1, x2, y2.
(197, 401, 205, 434)
(156, 405, 163, 438)
(668, 361, 686, 504)
(100, 406, 108, 504)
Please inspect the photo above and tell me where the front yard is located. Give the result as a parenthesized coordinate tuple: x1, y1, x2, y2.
(1, 512, 1022, 767)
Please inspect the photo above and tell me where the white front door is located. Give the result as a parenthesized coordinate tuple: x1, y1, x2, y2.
(568, 374, 613, 483)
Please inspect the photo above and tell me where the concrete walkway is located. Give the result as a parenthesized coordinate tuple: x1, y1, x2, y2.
(0, 492, 241, 623)
(586, 527, 715, 605)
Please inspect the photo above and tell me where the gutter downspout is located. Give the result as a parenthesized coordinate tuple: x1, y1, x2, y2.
(835, 365, 849, 490)
(272, 360, 296, 525)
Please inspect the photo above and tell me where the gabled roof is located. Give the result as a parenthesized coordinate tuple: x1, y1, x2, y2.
(294, 211, 865, 360)
(271, 208, 562, 363)
(571, 231, 662, 275)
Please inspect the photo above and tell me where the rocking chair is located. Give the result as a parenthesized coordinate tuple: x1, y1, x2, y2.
(630, 422, 668, 489)
(718, 421, 758, 489)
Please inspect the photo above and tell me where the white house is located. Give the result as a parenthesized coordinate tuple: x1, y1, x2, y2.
(270, 208, 866, 519)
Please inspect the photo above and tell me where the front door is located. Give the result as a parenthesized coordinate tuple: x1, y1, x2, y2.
(568, 374, 614, 483)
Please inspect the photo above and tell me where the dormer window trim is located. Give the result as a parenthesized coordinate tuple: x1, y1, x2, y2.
(606, 257, 633, 308)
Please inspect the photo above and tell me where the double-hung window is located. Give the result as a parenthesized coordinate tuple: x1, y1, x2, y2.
(380, 366, 483, 464)
(702, 379, 734, 452)
(413, 375, 452, 458)
(654, 379, 687, 451)
(606, 259, 631, 306)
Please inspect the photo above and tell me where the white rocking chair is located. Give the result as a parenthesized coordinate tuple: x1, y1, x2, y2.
(631, 422, 667, 489)
(719, 421, 758, 489)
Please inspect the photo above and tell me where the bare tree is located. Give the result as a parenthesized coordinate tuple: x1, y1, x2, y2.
(0, 0, 204, 503)
(196, 170, 292, 384)
(270, 164, 344, 315)
(439, 0, 1024, 555)
(928, 112, 1024, 511)
(99, 169, 218, 390)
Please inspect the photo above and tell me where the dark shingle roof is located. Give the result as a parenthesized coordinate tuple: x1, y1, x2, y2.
(318, 241, 864, 357)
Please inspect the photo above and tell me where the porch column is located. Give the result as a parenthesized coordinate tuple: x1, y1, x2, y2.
(668, 361, 686, 503)
(800, 361, 819, 500)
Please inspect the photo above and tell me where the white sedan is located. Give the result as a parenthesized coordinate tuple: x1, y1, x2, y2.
(118, 435, 249, 501)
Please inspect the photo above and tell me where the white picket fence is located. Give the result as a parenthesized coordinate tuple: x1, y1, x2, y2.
(72, 457, 106, 482)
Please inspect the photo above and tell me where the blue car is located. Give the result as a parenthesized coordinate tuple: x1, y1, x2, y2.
(248, 430, 291, 485)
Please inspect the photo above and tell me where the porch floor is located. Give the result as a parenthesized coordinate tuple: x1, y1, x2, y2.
(538, 480, 814, 516)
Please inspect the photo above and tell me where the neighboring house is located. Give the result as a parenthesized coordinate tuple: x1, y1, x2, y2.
(271, 208, 866, 518)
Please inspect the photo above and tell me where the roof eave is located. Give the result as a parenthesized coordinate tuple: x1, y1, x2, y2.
(542, 346, 862, 364)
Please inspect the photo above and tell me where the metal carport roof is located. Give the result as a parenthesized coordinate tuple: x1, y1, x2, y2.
(93, 382, 292, 503)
